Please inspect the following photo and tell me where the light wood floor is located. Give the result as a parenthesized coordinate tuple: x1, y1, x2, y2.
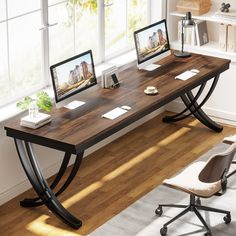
(1, 112, 236, 236)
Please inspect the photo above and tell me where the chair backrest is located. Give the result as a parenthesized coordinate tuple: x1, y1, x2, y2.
(199, 143, 236, 183)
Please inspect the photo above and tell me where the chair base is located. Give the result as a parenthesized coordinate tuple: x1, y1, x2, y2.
(156, 195, 231, 236)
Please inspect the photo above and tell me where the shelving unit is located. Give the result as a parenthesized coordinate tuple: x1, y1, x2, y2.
(171, 40, 236, 62)
(170, 11, 236, 26)
(167, 0, 236, 62)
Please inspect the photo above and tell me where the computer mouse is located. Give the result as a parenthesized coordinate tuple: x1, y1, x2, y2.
(121, 105, 131, 110)
(191, 69, 200, 73)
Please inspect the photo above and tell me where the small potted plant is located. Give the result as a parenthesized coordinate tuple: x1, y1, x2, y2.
(16, 91, 53, 117)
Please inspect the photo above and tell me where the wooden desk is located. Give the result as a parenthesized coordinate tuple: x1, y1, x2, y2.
(4, 53, 230, 229)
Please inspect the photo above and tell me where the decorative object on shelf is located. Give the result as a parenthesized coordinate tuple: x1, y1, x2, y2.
(16, 91, 53, 113)
(227, 24, 236, 52)
(195, 20, 209, 46)
(174, 12, 195, 58)
(219, 23, 228, 51)
(176, 0, 211, 16)
(219, 23, 236, 52)
(220, 2, 231, 13)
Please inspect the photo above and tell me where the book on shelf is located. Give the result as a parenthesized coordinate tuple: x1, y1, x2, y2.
(195, 20, 209, 46)
(227, 24, 236, 53)
(219, 23, 228, 51)
(20, 112, 52, 129)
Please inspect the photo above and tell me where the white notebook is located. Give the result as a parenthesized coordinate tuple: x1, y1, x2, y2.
(21, 112, 51, 125)
(20, 112, 52, 129)
(102, 107, 128, 120)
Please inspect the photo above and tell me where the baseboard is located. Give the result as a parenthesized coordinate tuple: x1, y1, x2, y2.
(0, 108, 164, 205)
(165, 100, 236, 126)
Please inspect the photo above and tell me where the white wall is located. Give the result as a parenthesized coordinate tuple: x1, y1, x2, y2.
(0, 114, 64, 205)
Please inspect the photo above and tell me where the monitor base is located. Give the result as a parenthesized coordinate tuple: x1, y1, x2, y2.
(139, 63, 161, 71)
(174, 51, 192, 58)
(64, 100, 85, 110)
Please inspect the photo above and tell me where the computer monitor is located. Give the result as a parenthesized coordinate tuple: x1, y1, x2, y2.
(134, 19, 171, 71)
(50, 50, 97, 109)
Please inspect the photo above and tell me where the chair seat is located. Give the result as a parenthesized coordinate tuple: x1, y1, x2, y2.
(163, 161, 222, 198)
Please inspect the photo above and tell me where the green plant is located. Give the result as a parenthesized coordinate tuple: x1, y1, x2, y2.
(16, 91, 53, 112)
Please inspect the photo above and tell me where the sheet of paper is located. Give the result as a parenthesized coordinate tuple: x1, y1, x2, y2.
(102, 107, 128, 120)
(64, 100, 85, 109)
(175, 70, 196, 81)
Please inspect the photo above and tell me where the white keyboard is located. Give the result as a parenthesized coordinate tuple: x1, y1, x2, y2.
(102, 107, 128, 120)
(175, 69, 199, 81)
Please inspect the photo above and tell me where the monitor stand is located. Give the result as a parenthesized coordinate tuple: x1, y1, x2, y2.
(141, 63, 161, 71)
(64, 100, 85, 110)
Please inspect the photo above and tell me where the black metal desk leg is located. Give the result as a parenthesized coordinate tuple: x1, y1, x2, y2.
(14, 139, 83, 229)
(163, 82, 207, 123)
(20, 151, 71, 207)
(163, 75, 223, 132)
(20, 150, 83, 207)
(184, 92, 223, 132)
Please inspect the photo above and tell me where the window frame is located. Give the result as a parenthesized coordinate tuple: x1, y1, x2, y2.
(1, 0, 157, 108)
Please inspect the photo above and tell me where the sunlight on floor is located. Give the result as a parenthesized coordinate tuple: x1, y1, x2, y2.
(27, 215, 82, 236)
(63, 121, 197, 208)
(102, 146, 160, 181)
(26, 119, 200, 235)
(158, 120, 198, 146)
(63, 146, 160, 207)
(63, 181, 103, 207)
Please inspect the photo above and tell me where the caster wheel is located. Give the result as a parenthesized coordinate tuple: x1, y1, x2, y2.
(155, 206, 163, 216)
(224, 213, 231, 224)
(196, 197, 201, 205)
(160, 226, 167, 236)
(204, 232, 212, 236)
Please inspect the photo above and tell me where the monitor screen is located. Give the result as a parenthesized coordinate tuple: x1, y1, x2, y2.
(50, 50, 97, 103)
(134, 19, 170, 69)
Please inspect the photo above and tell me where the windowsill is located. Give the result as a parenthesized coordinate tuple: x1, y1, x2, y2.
(0, 50, 137, 123)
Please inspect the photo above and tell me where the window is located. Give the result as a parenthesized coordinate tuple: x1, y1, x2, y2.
(0, 0, 42, 107)
(0, 0, 156, 108)
(105, 0, 148, 57)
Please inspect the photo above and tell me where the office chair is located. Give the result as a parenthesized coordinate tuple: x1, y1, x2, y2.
(155, 143, 236, 236)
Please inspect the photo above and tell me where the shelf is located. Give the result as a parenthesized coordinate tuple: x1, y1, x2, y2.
(170, 11, 236, 25)
(171, 40, 236, 63)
